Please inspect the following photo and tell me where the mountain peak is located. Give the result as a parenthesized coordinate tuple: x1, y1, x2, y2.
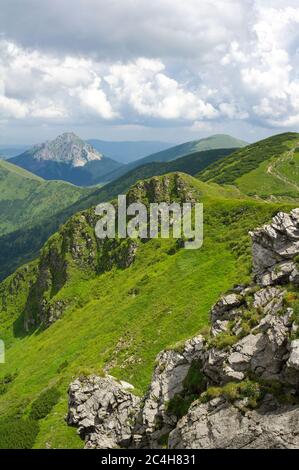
(29, 132, 103, 167)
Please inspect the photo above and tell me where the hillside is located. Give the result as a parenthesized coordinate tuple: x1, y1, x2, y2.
(10, 133, 123, 186)
(0, 147, 236, 280)
(198, 132, 299, 200)
(0, 159, 88, 239)
(100, 134, 247, 182)
(87, 139, 172, 164)
(0, 172, 296, 449)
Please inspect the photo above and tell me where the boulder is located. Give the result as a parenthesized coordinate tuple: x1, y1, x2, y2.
(67, 375, 140, 449)
(169, 395, 299, 449)
(132, 335, 205, 448)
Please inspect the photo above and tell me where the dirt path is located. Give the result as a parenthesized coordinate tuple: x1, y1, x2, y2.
(267, 142, 299, 192)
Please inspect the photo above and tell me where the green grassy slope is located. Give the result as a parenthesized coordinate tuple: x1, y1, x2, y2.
(0, 172, 296, 448)
(0, 160, 89, 238)
(112, 147, 235, 183)
(101, 134, 247, 182)
(134, 134, 247, 165)
(0, 148, 235, 280)
(197, 132, 299, 200)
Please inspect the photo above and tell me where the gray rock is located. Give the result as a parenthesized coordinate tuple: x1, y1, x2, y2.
(169, 396, 299, 449)
(287, 340, 299, 371)
(132, 335, 205, 448)
(67, 375, 140, 449)
(66, 210, 299, 449)
(250, 210, 299, 286)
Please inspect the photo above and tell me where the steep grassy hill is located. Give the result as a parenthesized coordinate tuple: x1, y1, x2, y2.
(0, 159, 88, 238)
(0, 172, 296, 448)
(0, 148, 235, 280)
(138, 134, 247, 164)
(198, 132, 299, 200)
(100, 134, 247, 182)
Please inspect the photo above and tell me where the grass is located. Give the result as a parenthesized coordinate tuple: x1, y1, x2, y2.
(0, 168, 297, 448)
(197, 132, 299, 200)
(0, 173, 296, 448)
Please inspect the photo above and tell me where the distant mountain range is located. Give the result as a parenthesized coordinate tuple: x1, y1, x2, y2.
(87, 139, 173, 164)
(10, 132, 123, 186)
(9, 133, 247, 187)
(0, 145, 30, 159)
(101, 134, 248, 182)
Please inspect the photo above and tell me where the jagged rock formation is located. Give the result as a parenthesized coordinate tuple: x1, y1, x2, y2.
(132, 336, 205, 448)
(23, 210, 137, 330)
(169, 396, 299, 449)
(14, 132, 103, 167)
(10, 132, 122, 186)
(67, 209, 299, 449)
(250, 209, 299, 287)
(67, 375, 140, 449)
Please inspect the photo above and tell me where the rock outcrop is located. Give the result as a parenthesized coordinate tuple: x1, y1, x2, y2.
(67, 209, 299, 449)
(23, 210, 137, 330)
(250, 208, 299, 287)
(132, 336, 205, 448)
(67, 375, 140, 449)
(169, 396, 299, 449)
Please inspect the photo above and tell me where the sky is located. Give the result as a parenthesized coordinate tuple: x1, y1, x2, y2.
(0, 0, 299, 145)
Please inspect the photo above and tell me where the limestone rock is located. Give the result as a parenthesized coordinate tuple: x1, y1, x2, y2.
(169, 396, 299, 449)
(287, 340, 299, 371)
(250, 209, 299, 286)
(132, 335, 205, 448)
(67, 375, 140, 449)
(66, 209, 299, 449)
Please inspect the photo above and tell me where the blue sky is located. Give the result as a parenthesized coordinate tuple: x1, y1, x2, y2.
(0, 0, 299, 144)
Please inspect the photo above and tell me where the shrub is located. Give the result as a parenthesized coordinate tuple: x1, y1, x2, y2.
(167, 361, 207, 419)
(57, 360, 69, 373)
(29, 387, 60, 420)
(0, 418, 39, 449)
(201, 380, 262, 408)
(208, 331, 238, 350)
(0, 372, 18, 396)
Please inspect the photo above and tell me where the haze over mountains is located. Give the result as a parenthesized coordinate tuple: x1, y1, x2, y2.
(100, 134, 248, 183)
(87, 139, 173, 164)
(9, 132, 247, 187)
(10, 132, 123, 186)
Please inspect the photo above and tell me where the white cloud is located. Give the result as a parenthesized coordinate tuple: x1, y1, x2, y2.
(105, 59, 218, 120)
(0, 1, 299, 137)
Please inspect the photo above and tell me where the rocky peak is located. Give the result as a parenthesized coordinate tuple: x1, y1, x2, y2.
(29, 132, 103, 167)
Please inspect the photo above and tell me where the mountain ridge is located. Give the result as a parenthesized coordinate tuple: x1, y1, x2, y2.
(10, 132, 123, 186)
(87, 139, 173, 164)
(101, 134, 248, 183)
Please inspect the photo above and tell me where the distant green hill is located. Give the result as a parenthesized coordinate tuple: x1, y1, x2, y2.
(138, 134, 248, 164)
(197, 132, 299, 200)
(0, 159, 90, 273)
(101, 134, 248, 182)
(87, 139, 173, 164)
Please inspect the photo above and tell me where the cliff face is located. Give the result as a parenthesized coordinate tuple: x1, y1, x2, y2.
(67, 209, 299, 449)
